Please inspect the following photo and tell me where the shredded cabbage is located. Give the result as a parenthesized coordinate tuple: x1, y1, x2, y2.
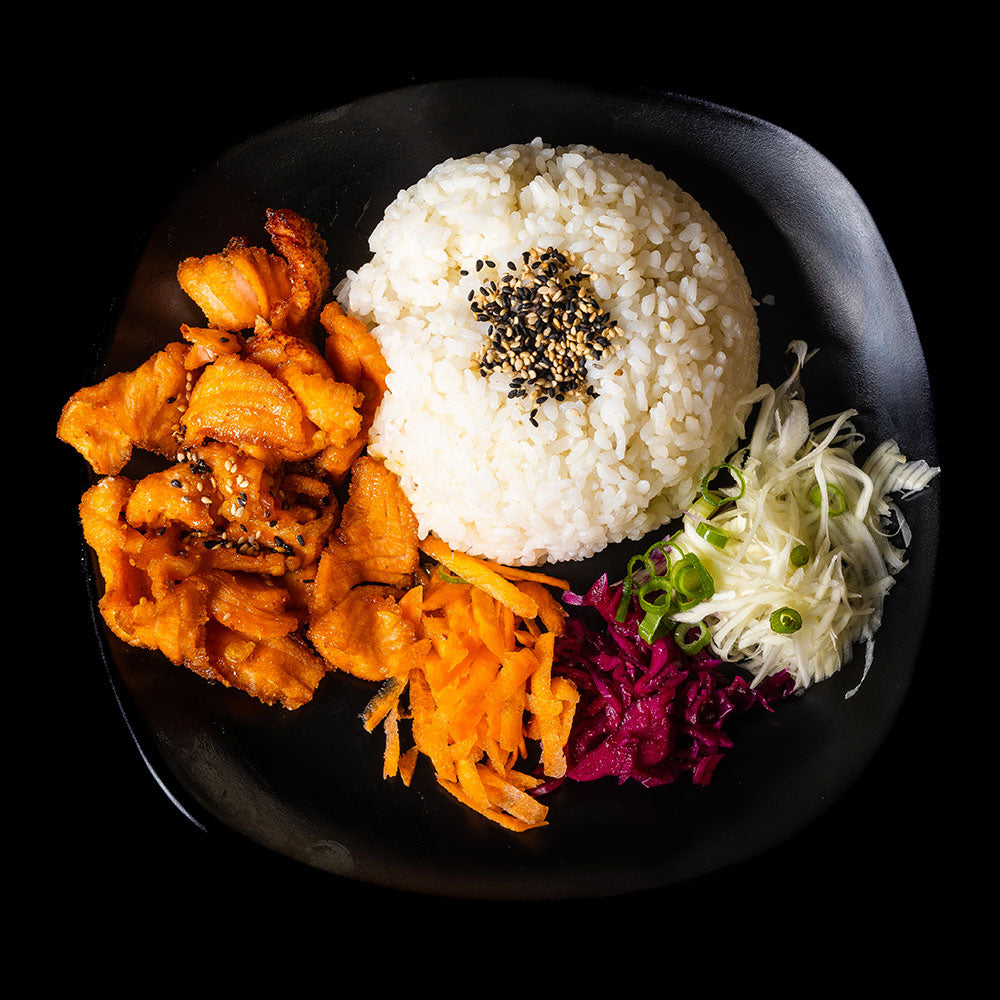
(671, 341, 940, 694)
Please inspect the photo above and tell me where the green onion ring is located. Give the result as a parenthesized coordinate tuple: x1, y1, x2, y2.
(808, 481, 847, 516)
(643, 537, 678, 573)
(696, 519, 729, 549)
(638, 575, 674, 613)
(699, 463, 747, 508)
(670, 554, 715, 608)
(790, 544, 810, 567)
(637, 577, 675, 644)
(616, 552, 655, 622)
(675, 620, 711, 655)
(769, 606, 803, 634)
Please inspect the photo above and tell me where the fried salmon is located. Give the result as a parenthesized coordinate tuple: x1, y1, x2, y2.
(60, 209, 417, 712)
(57, 342, 189, 475)
(310, 456, 421, 618)
(177, 209, 329, 337)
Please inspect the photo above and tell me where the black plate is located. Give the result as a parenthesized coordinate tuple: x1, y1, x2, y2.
(62, 79, 941, 900)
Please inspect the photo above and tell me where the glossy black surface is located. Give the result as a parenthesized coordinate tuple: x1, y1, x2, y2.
(53, 68, 953, 916)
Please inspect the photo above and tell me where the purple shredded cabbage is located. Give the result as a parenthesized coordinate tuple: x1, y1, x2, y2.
(550, 573, 794, 790)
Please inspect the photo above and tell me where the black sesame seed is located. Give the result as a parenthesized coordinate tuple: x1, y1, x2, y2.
(469, 245, 619, 421)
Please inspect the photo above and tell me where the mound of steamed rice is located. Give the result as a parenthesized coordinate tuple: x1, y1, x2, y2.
(338, 138, 759, 566)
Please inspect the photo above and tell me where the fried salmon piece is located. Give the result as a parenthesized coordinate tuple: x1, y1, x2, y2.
(264, 208, 330, 336)
(202, 569, 301, 639)
(181, 354, 324, 462)
(317, 302, 388, 483)
(321, 301, 389, 398)
(204, 623, 329, 710)
(180, 324, 246, 370)
(129, 577, 214, 677)
(58, 342, 189, 475)
(309, 584, 431, 682)
(79, 476, 214, 675)
(125, 442, 272, 535)
(177, 238, 294, 333)
(176, 209, 329, 337)
(125, 442, 339, 573)
(245, 319, 363, 450)
(79, 476, 147, 637)
(311, 457, 420, 618)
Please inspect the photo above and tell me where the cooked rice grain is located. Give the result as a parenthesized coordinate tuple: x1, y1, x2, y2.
(338, 139, 759, 565)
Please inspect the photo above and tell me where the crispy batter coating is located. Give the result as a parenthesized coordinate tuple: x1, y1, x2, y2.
(264, 208, 330, 336)
(309, 584, 431, 682)
(61, 209, 415, 711)
(177, 238, 294, 333)
(181, 354, 325, 462)
(79, 473, 331, 708)
(310, 456, 421, 618)
(57, 342, 189, 475)
(177, 208, 329, 337)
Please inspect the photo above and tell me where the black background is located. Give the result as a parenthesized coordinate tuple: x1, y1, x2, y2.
(45, 42, 966, 951)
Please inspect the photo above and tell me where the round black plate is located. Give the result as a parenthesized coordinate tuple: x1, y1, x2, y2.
(61, 79, 941, 901)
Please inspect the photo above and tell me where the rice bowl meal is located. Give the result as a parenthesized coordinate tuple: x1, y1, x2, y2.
(340, 138, 760, 565)
(57, 127, 939, 839)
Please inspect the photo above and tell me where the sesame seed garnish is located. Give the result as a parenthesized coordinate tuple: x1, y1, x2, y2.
(470, 246, 620, 422)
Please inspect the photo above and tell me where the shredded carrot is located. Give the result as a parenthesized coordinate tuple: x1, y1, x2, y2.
(351, 545, 578, 831)
(477, 559, 570, 591)
(361, 674, 407, 733)
(516, 579, 568, 636)
(419, 535, 539, 620)
(383, 708, 400, 778)
(397, 746, 419, 787)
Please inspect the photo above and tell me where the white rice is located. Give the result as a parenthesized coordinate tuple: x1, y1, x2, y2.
(338, 138, 759, 566)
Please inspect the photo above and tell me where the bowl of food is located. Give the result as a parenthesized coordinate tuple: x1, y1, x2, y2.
(58, 78, 940, 899)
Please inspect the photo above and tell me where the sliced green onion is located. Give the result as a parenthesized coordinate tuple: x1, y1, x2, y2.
(699, 463, 747, 508)
(638, 575, 674, 613)
(616, 553, 652, 622)
(670, 553, 715, 610)
(638, 609, 673, 645)
(691, 495, 717, 520)
(808, 481, 847, 516)
(769, 606, 803, 634)
(637, 576, 675, 644)
(790, 544, 810, 567)
(696, 519, 729, 549)
(643, 537, 678, 572)
(675, 620, 711, 654)
(437, 566, 467, 584)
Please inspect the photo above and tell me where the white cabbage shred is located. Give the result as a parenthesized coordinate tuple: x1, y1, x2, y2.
(672, 341, 940, 694)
